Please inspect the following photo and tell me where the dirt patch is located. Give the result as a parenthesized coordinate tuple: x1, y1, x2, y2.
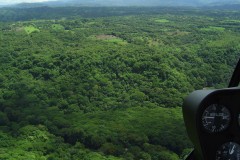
(15, 27, 25, 32)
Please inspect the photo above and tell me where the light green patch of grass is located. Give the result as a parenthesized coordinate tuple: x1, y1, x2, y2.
(200, 26, 225, 32)
(222, 19, 240, 23)
(24, 26, 40, 34)
(148, 39, 163, 47)
(88, 35, 97, 40)
(207, 33, 240, 48)
(93, 35, 127, 45)
(154, 19, 170, 23)
(51, 24, 65, 30)
(104, 38, 127, 45)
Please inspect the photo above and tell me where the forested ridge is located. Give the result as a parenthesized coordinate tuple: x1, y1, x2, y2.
(0, 7, 240, 159)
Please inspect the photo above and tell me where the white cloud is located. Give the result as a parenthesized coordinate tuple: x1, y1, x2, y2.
(1, 0, 52, 5)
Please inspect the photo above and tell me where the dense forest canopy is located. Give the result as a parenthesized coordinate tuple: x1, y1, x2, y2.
(0, 6, 240, 159)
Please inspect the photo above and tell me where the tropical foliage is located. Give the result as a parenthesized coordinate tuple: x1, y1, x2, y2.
(0, 6, 240, 159)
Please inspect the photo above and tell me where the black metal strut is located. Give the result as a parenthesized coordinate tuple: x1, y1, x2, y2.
(229, 58, 240, 88)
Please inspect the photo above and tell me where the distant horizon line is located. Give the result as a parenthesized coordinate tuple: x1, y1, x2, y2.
(1, 0, 240, 7)
(1, 0, 57, 5)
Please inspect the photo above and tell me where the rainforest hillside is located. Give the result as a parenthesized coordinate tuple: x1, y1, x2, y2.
(0, 7, 240, 160)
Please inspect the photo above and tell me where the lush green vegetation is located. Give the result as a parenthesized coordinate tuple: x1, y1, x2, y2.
(24, 25, 40, 34)
(154, 19, 170, 23)
(0, 6, 240, 159)
(200, 26, 225, 32)
(51, 24, 65, 31)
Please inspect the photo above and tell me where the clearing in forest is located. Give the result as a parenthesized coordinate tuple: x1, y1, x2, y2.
(154, 19, 170, 23)
(221, 19, 240, 23)
(200, 26, 225, 32)
(95, 34, 127, 45)
(24, 25, 40, 34)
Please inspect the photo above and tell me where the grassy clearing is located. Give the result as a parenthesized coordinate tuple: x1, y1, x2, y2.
(221, 19, 240, 23)
(148, 39, 163, 47)
(207, 33, 240, 48)
(94, 35, 127, 45)
(200, 26, 225, 32)
(154, 19, 170, 23)
(104, 38, 127, 45)
(24, 26, 40, 34)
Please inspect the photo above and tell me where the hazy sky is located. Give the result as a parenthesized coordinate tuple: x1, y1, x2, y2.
(1, 0, 239, 6)
(1, 0, 51, 5)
